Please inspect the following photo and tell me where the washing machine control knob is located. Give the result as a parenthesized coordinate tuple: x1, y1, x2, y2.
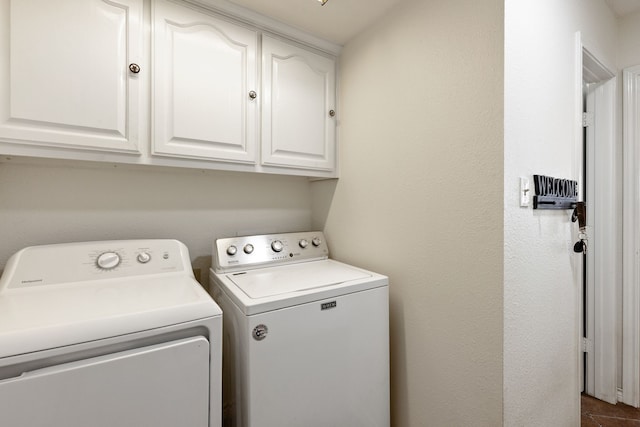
(226, 245, 238, 256)
(96, 251, 121, 270)
(244, 244, 254, 254)
(299, 239, 309, 248)
(271, 240, 284, 252)
(312, 237, 322, 247)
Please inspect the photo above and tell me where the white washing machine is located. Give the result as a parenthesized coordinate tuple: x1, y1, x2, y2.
(0, 239, 222, 427)
(209, 231, 389, 427)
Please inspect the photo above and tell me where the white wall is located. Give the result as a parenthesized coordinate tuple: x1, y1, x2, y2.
(504, 0, 617, 424)
(0, 159, 312, 283)
(312, 0, 504, 425)
(618, 11, 640, 69)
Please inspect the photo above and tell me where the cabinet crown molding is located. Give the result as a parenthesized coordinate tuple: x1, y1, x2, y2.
(183, 0, 343, 56)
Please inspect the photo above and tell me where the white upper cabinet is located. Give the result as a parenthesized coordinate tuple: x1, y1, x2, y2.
(261, 35, 336, 172)
(152, 0, 257, 163)
(0, 0, 143, 153)
(0, 0, 339, 177)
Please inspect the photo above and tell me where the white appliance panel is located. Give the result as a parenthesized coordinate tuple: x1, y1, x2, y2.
(0, 239, 221, 358)
(0, 239, 190, 288)
(0, 275, 217, 358)
(219, 259, 387, 315)
(0, 239, 223, 426)
(229, 259, 371, 298)
(0, 336, 210, 427)
(213, 231, 329, 273)
(245, 286, 389, 427)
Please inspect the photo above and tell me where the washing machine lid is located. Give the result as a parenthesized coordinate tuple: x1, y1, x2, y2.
(219, 259, 388, 315)
(229, 260, 371, 298)
(0, 240, 222, 358)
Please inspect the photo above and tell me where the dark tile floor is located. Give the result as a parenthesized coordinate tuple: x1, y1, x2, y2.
(582, 394, 640, 426)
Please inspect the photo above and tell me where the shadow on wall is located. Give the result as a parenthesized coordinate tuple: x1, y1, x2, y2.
(310, 178, 338, 230)
(389, 292, 408, 424)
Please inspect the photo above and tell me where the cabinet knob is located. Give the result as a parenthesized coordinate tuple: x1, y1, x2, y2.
(129, 63, 141, 74)
(249, 90, 257, 99)
(329, 109, 336, 117)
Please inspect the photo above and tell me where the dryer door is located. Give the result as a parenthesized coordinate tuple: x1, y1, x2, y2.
(0, 336, 210, 427)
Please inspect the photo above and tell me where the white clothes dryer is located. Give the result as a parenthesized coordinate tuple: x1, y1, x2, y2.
(0, 239, 222, 427)
(210, 231, 389, 427)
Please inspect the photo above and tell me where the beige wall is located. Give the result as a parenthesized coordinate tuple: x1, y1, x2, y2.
(0, 159, 312, 284)
(311, 0, 504, 425)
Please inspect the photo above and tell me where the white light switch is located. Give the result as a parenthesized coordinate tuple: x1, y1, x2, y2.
(520, 177, 530, 207)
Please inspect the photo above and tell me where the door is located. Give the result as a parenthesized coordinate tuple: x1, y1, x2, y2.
(0, 0, 143, 153)
(261, 35, 336, 171)
(580, 46, 617, 404)
(152, 0, 258, 163)
(0, 336, 210, 427)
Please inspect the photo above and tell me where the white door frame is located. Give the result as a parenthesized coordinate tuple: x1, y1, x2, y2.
(575, 33, 618, 405)
(585, 76, 618, 403)
(622, 65, 640, 407)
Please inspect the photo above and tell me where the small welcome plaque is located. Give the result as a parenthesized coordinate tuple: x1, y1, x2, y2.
(533, 174, 578, 210)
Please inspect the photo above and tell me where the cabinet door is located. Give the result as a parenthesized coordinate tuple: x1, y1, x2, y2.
(153, 0, 257, 163)
(262, 35, 336, 171)
(0, 0, 143, 153)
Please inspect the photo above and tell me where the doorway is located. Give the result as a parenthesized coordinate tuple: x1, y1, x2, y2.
(578, 42, 617, 405)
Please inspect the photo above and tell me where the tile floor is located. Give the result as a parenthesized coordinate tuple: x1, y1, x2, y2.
(582, 394, 640, 426)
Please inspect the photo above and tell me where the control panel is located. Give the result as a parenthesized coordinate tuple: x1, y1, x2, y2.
(0, 240, 191, 291)
(213, 231, 329, 273)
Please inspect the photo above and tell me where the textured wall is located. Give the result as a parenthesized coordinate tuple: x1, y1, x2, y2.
(311, 0, 504, 424)
(0, 160, 312, 283)
(504, 0, 617, 424)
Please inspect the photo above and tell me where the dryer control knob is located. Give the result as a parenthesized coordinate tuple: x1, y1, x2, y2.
(96, 251, 121, 270)
(312, 237, 322, 247)
(271, 240, 284, 252)
(137, 252, 151, 263)
(226, 245, 238, 256)
(244, 244, 254, 254)
(299, 239, 309, 248)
